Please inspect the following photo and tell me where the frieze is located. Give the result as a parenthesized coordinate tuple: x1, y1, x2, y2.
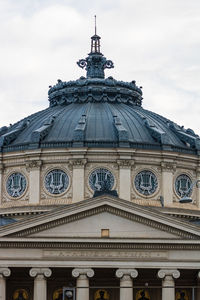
(43, 250, 168, 260)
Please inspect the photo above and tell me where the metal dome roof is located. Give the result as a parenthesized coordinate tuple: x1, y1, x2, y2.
(0, 33, 199, 154)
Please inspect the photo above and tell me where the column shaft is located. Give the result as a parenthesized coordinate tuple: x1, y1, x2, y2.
(162, 275, 175, 300)
(34, 274, 47, 300)
(73, 167, 84, 202)
(119, 275, 133, 300)
(0, 276, 6, 300)
(76, 274, 89, 300)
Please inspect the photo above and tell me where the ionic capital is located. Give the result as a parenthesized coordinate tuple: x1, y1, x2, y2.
(72, 268, 94, 278)
(116, 268, 138, 279)
(157, 269, 180, 279)
(0, 267, 11, 277)
(29, 268, 52, 278)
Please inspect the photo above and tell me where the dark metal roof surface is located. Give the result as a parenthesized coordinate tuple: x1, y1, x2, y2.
(0, 101, 199, 154)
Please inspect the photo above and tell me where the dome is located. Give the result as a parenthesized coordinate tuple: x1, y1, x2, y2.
(0, 35, 199, 155)
(0, 30, 199, 215)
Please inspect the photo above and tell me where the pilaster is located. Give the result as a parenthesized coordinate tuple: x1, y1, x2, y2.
(196, 167, 200, 208)
(0, 163, 4, 206)
(117, 160, 133, 201)
(26, 160, 42, 205)
(70, 159, 87, 203)
(161, 162, 176, 206)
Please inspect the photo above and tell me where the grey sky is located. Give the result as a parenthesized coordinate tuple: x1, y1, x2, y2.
(0, 0, 200, 133)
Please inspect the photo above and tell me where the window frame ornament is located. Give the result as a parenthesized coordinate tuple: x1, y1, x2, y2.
(175, 173, 192, 198)
(134, 170, 158, 196)
(89, 168, 115, 192)
(44, 169, 69, 195)
(6, 172, 27, 199)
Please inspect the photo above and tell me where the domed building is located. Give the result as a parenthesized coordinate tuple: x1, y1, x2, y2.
(0, 32, 200, 300)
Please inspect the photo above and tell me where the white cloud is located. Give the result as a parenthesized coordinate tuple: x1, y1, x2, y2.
(0, 0, 200, 134)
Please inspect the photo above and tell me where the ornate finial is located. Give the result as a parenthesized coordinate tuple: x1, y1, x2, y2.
(77, 19, 114, 79)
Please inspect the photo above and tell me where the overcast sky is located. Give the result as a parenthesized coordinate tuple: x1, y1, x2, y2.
(0, 0, 200, 133)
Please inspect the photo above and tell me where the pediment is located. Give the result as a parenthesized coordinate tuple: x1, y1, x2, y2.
(29, 211, 178, 239)
(0, 196, 199, 240)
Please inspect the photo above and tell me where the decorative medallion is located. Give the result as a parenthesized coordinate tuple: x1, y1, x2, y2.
(13, 289, 29, 300)
(45, 169, 69, 195)
(89, 168, 114, 191)
(175, 174, 192, 197)
(53, 288, 63, 300)
(6, 172, 27, 198)
(134, 170, 158, 196)
(136, 290, 150, 300)
(94, 289, 109, 300)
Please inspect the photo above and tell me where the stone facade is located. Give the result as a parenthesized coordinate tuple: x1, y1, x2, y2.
(0, 148, 199, 211)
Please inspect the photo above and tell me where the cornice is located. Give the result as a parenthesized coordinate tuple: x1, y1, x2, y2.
(0, 240, 200, 250)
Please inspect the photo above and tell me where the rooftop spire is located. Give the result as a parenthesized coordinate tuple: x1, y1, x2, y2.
(95, 15, 97, 35)
(77, 18, 114, 79)
(91, 15, 101, 53)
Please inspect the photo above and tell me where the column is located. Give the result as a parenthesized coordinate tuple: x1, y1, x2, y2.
(26, 160, 42, 205)
(29, 268, 52, 300)
(196, 167, 200, 208)
(0, 268, 11, 300)
(72, 268, 94, 300)
(158, 269, 180, 300)
(116, 268, 138, 300)
(0, 163, 3, 206)
(161, 162, 176, 206)
(197, 271, 200, 300)
(117, 160, 132, 201)
(71, 159, 87, 203)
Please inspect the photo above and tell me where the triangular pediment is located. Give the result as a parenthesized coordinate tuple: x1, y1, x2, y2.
(0, 195, 200, 240)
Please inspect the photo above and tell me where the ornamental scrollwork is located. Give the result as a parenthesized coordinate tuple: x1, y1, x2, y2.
(77, 59, 87, 69)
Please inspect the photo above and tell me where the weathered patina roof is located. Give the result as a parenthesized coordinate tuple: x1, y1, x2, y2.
(0, 33, 199, 154)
